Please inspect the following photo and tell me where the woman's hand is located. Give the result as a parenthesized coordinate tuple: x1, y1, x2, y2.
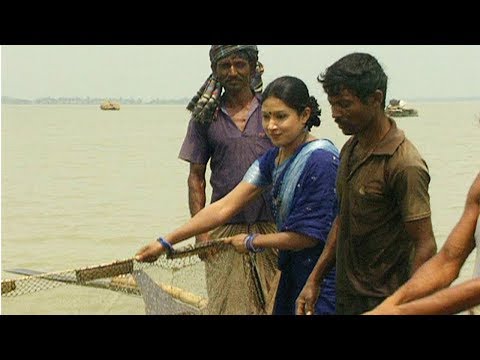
(135, 240, 165, 262)
(223, 233, 249, 254)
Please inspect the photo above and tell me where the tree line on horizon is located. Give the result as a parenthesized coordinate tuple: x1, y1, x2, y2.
(3, 95, 479, 106)
(1, 96, 190, 105)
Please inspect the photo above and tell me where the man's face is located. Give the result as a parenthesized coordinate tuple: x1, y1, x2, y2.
(327, 88, 376, 136)
(214, 54, 253, 92)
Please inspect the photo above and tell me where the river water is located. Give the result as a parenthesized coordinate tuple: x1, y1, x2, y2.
(2, 101, 479, 314)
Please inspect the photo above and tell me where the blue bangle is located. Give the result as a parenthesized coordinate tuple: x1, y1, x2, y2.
(157, 236, 174, 255)
(244, 234, 264, 253)
(244, 234, 253, 252)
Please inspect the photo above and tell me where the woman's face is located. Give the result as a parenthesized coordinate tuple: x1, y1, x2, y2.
(261, 96, 309, 148)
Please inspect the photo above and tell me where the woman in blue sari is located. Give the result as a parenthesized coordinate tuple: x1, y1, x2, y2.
(136, 76, 339, 315)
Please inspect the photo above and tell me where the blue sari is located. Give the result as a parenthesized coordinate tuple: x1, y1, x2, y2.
(243, 139, 339, 315)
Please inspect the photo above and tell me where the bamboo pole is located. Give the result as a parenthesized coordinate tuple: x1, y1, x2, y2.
(110, 274, 207, 309)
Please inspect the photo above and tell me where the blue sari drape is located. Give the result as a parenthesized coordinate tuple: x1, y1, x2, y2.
(243, 139, 339, 315)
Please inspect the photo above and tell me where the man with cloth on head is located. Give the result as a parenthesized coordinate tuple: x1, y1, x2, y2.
(178, 45, 278, 314)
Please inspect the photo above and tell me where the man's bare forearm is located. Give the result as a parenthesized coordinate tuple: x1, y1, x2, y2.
(187, 164, 208, 243)
(396, 278, 480, 315)
(387, 250, 463, 306)
(411, 236, 437, 273)
(188, 177, 206, 216)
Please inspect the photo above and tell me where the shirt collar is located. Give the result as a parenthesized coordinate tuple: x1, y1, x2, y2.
(372, 118, 405, 155)
(219, 93, 261, 117)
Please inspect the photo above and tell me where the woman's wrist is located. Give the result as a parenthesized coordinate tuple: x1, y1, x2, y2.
(244, 234, 265, 253)
(157, 236, 174, 255)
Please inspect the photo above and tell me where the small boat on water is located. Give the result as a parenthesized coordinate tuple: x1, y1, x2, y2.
(100, 100, 120, 111)
(386, 99, 418, 117)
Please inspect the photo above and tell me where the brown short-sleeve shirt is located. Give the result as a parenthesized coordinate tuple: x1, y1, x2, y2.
(335, 119, 431, 313)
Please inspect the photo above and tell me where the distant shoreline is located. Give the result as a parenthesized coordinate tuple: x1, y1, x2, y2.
(2, 103, 190, 107)
(404, 97, 480, 103)
(2, 96, 480, 106)
(1, 96, 189, 106)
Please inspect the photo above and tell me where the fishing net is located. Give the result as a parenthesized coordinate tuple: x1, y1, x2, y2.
(1, 240, 280, 315)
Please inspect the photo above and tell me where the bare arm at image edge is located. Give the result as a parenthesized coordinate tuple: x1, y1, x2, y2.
(366, 172, 480, 314)
(392, 277, 480, 315)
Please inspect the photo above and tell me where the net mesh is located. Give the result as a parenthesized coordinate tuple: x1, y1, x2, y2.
(1, 240, 280, 315)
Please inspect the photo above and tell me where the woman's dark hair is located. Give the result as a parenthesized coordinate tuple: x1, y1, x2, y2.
(261, 76, 321, 131)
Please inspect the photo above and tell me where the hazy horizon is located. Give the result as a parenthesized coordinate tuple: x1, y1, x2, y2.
(2, 45, 480, 102)
(3, 95, 480, 103)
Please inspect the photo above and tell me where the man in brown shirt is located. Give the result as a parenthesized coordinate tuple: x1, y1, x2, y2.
(296, 52, 437, 315)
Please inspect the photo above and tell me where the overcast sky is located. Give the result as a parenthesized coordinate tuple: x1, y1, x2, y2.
(2, 45, 480, 101)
